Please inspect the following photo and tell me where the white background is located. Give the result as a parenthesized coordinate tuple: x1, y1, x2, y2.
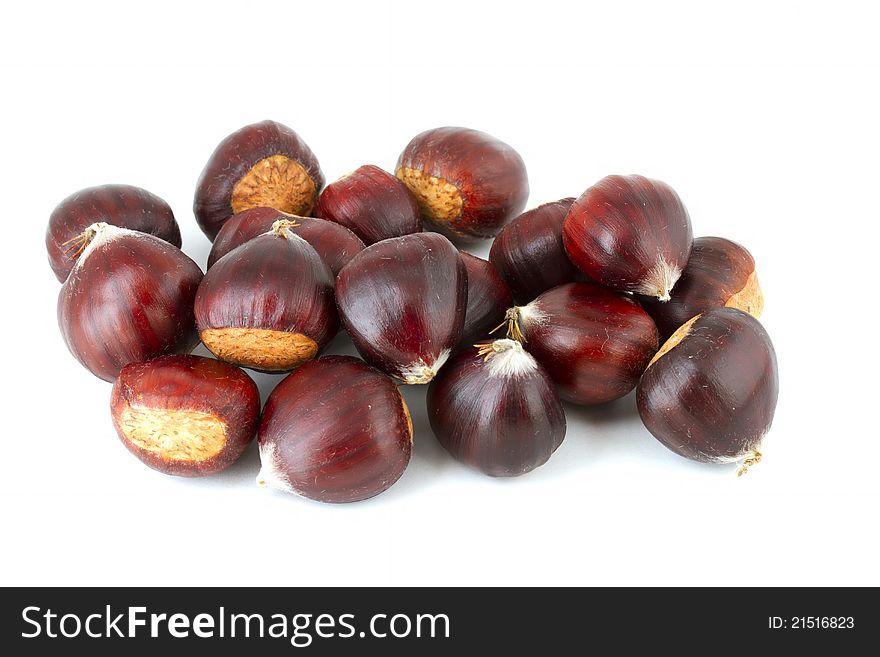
(2, 0, 878, 586)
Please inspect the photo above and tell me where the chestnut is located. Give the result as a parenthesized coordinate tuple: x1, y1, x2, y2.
(257, 356, 412, 503)
(111, 355, 260, 477)
(489, 197, 579, 303)
(195, 220, 338, 372)
(335, 233, 467, 384)
(58, 223, 202, 382)
(395, 126, 529, 240)
(637, 308, 778, 473)
(206, 207, 365, 275)
(563, 175, 693, 301)
(504, 282, 658, 405)
(638, 236, 764, 341)
(427, 339, 565, 477)
(46, 184, 181, 282)
(314, 165, 421, 245)
(193, 120, 324, 240)
(459, 252, 513, 347)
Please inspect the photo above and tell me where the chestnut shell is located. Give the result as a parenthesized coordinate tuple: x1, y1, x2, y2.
(193, 120, 324, 240)
(335, 232, 467, 384)
(111, 355, 260, 477)
(395, 126, 529, 239)
(638, 236, 763, 341)
(428, 341, 565, 476)
(314, 164, 421, 245)
(459, 252, 513, 347)
(489, 198, 578, 303)
(637, 308, 778, 464)
(57, 225, 202, 382)
(206, 207, 365, 275)
(257, 355, 412, 503)
(46, 184, 181, 282)
(563, 175, 693, 300)
(514, 282, 659, 405)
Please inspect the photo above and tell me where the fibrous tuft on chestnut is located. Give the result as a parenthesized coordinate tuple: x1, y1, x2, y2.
(395, 126, 529, 240)
(194, 120, 324, 240)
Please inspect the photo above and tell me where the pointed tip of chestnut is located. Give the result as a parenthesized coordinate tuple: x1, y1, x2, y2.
(111, 355, 260, 477)
(637, 307, 778, 468)
(314, 164, 422, 245)
(194, 120, 324, 240)
(428, 338, 565, 477)
(638, 236, 764, 340)
(46, 184, 181, 282)
(335, 232, 467, 383)
(395, 126, 529, 240)
(195, 228, 338, 373)
(563, 175, 693, 298)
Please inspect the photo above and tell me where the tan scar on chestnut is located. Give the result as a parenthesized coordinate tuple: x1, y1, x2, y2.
(231, 154, 317, 217)
(200, 327, 319, 372)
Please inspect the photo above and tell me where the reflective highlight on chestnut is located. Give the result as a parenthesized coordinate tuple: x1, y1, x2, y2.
(315, 165, 421, 245)
(504, 282, 659, 405)
(335, 233, 467, 384)
(396, 126, 529, 239)
(206, 207, 365, 275)
(459, 252, 513, 347)
(563, 175, 693, 301)
(46, 184, 181, 282)
(428, 339, 565, 477)
(194, 221, 338, 372)
(194, 120, 324, 240)
(257, 356, 413, 503)
(111, 355, 260, 477)
(637, 308, 778, 472)
(489, 198, 578, 303)
(638, 236, 764, 341)
(57, 223, 202, 382)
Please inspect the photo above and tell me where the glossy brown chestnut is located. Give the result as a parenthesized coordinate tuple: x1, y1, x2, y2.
(395, 126, 529, 240)
(504, 282, 658, 405)
(637, 308, 778, 473)
(459, 252, 513, 347)
(428, 339, 565, 477)
(335, 233, 467, 384)
(195, 220, 338, 372)
(638, 236, 764, 341)
(489, 198, 579, 303)
(206, 207, 365, 275)
(193, 120, 324, 240)
(46, 184, 181, 282)
(58, 223, 202, 382)
(563, 175, 693, 301)
(111, 355, 260, 477)
(314, 165, 421, 245)
(257, 356, 413, 503)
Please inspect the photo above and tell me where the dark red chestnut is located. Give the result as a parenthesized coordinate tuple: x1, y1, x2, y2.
(195, 220, 338, 372)
(638, 236, 764, 341)
(637, 308, 778, 474)
(395, 126, 529, 240)
(504, 282, 658, 405)
(257, 355, 412, 503)
(563, 175, 693, 300)
(427, 339, 565, 477)
(335, 233, 467, 384)
(58, 223, 202, 382)
(458, 252, 513, 347)
(488, 198, 579, 303)
(314, 165, 421, 245)
(193, 120, 324, 240)
(206, 206, 365, 275)
(46, 184, 181, 282)
(111, 355, 260, 477)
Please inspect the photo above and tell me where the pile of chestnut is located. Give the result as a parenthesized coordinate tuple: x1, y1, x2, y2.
(47, 120, 779, 503)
